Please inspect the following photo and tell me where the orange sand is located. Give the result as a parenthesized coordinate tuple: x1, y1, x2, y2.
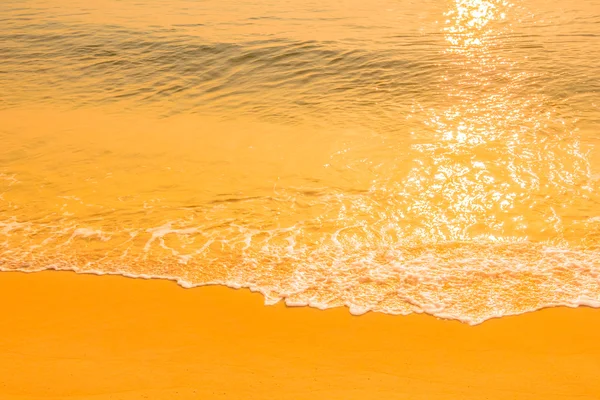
(1, 271, 599, 399)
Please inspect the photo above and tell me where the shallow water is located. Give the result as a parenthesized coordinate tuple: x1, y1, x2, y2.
(1, 0, 599, 323)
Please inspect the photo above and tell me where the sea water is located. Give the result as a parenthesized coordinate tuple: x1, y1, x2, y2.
(1, 0, 599, 323)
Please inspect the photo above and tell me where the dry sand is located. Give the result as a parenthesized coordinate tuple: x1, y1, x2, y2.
(1, 271, 599, 399)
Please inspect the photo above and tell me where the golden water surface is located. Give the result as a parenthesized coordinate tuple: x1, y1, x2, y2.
(1, 0, 599, 323)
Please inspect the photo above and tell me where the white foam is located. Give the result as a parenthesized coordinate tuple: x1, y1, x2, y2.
(70, 228, 111, 242)
(2, 245, 600, 326)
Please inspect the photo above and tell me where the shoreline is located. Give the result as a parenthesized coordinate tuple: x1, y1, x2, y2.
(3, 267, 600, 325)
(1, 270, 600, 399)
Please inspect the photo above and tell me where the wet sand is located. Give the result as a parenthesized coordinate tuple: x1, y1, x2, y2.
(1, 271, 599, 399)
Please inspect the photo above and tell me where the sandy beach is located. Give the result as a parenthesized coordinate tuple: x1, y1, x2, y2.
(1, 271, 599, 400)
